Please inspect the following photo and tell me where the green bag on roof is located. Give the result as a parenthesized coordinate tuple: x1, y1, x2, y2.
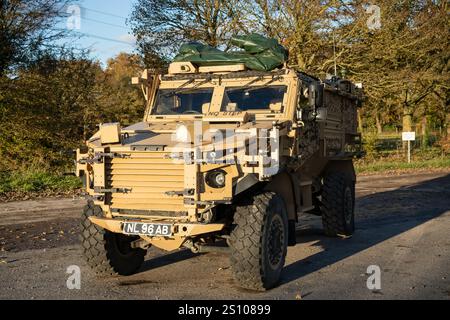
(173, 34, 288, 72)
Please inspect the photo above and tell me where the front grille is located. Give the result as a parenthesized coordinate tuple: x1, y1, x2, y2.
(105, 152, 186, 212)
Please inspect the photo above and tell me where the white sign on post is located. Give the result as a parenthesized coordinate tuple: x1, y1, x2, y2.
(402, 131, 416, 141)
(402, 131, 415, 163)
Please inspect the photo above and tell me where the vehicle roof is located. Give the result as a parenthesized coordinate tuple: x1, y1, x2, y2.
(161, 67, 318, 83)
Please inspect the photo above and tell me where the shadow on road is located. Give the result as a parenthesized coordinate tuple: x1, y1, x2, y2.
(131, 174, 450, 285)
(280, 173, 450, 285)
(138, 248, 197, 274)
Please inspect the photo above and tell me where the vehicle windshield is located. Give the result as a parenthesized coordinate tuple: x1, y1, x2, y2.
(221, 85, 287, 113)
(152, 88, 214, 115)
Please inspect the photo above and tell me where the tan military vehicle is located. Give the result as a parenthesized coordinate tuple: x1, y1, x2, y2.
(76, 61, 362, 291)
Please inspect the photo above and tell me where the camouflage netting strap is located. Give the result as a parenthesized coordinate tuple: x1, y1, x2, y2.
(173, 34, 288, 72)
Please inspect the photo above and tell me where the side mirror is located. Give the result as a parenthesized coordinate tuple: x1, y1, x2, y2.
(308, 82, 324, 110)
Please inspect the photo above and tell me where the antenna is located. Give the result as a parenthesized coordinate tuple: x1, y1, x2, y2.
(333, 31, 337, 76)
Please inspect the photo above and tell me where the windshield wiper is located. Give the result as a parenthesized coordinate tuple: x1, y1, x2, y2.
(177, 78, 196, 90)
(226, 75, 283, 93)
(226, 76, 264, 92)
(263, 75, 283, 86)
(163, 76, 212, 97)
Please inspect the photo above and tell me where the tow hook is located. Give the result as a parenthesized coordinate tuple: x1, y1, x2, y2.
(183, 240, 229, 254)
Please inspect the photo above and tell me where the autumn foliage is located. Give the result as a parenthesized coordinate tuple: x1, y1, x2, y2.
(0, 0, 448, 175)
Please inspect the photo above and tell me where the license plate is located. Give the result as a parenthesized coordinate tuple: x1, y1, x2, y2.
(122, 222, 172, 237)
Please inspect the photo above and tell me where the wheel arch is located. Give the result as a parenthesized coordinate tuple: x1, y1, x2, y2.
(264, 171, 299, 222)
(323, 159, 356, 182)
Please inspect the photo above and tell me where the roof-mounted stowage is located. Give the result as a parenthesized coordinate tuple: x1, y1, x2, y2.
(172, 34, 288, 72)
(168, 62, 247, 75)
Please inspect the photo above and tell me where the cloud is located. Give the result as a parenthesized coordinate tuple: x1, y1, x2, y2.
(117, 34, 136, 45)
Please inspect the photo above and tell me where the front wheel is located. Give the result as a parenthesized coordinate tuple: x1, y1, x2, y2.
(229, 192, 288, 291)
(80, 201, 146, 276)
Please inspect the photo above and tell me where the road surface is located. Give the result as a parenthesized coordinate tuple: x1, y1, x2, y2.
(0, 170, 449, 299)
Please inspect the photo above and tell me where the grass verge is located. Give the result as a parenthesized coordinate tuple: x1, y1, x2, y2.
(0, 170, 81, 202)
(355, 157, 450, 175)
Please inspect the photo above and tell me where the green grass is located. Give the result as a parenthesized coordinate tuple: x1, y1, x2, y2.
(0, 170, 81, 194)
(355, 157, 450, 174)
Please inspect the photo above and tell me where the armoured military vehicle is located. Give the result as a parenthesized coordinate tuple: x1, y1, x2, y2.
(76, 40, 362, 290)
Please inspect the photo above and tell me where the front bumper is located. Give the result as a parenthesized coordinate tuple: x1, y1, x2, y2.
(89, 216, 225, 251)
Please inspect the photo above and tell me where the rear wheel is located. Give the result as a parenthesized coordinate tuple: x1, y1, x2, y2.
(320, 171, 355, 237)
(229, 192, 288, 291)
(80, 201, 146, 276)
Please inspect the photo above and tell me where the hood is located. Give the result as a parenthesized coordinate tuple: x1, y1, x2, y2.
(87, 119, 277, 154)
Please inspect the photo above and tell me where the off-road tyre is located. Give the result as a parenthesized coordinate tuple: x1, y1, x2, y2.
(229, 192, 288, 291)
(80, 201, 146, 276)
(321, 171, 355, 237)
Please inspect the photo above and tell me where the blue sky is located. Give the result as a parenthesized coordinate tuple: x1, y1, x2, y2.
(61, 0, 137, 67)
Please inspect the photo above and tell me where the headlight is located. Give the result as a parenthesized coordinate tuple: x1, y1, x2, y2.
(175, 124, 190, 143)
(205, 170, 226, 188)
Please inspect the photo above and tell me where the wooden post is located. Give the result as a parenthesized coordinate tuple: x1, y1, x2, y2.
(407, 140, 411, 163)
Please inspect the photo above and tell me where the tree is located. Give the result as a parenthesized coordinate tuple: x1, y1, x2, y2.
(232, 1, 355, 75)
(129, 0, 448, 135)
(0, 0, 72, 75)
(331, 0, 449, 134)
(129, 0, 242, 58)
(0, 52, 102, 170)
(97, 53, 146, 126)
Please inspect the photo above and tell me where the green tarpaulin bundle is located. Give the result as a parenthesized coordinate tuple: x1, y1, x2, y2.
(173, 34, 288, 72)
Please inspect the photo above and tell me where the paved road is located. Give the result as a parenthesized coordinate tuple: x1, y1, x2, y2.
(0, 171, 449, 300)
